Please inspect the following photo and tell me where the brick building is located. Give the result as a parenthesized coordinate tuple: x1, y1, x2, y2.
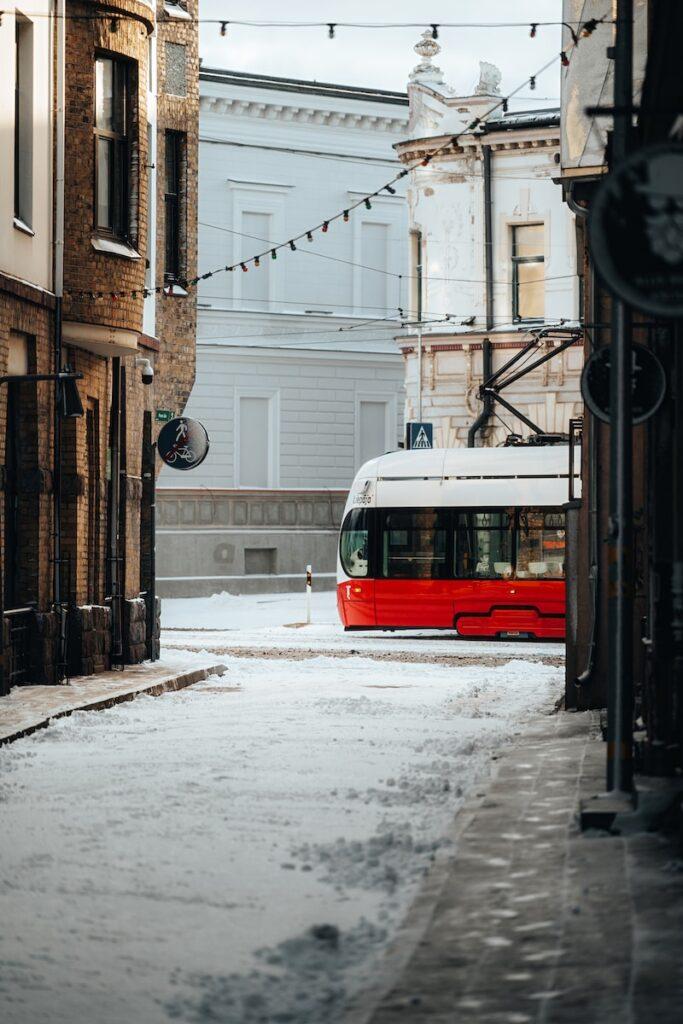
(0, 1, 198, 694)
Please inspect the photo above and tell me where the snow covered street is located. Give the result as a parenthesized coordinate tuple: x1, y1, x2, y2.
(0, 592, 563, 1024)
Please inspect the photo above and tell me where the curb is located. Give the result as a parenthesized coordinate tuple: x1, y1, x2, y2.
(0, 662, 228, 747)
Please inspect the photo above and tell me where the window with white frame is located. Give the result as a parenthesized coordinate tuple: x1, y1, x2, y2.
(360, 222, 389, 315)
(511, 223, 545, 321)
(240, 211, 271, 308)
(14, 14, 33, 228)
(237, 393, 278, 487)
(359, 399, 389, 467)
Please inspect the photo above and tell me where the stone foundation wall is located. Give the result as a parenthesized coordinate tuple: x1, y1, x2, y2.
(156, 488, 347, 597)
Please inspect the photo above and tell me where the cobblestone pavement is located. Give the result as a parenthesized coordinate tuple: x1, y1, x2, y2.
(357, 711, 683, 1024)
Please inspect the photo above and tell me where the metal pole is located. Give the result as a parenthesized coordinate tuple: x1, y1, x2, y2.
(305, 565, 312, 625)
(606, 0, 634, 795)
(416, 234, 423, 421)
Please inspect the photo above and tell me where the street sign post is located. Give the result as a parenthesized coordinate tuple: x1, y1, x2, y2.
(157, 416, 210, 471)
(406, 421, 433, 450)
(581, 343, 667, 425)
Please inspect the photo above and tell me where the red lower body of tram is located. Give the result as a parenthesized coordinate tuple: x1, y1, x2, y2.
(337, 578, 565, 639)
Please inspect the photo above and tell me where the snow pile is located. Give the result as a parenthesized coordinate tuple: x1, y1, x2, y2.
(167, 919, 387, 1024)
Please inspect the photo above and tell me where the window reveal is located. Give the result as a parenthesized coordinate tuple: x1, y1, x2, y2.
(164, 131, 186, 281)
(14, 15, 34, 227)
(94, 56, 132, 240)
(512, 224, 544, 321)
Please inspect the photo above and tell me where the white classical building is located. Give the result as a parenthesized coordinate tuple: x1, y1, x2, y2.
(397, 36, 583, 447)
(157, 68, 409, 595)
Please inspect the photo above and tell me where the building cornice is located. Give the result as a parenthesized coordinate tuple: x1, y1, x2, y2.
(395, 129, 560, 163)
(397, 334, 582, 355)
(200, 67, 408, 106)
(199, 94, 407, 133)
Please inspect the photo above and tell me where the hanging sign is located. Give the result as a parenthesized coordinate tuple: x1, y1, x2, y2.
(406, 421, 433, 450)
(580, 343, 666, 425)
(157, 416, 210, 470)
(589, 143, 683, 317)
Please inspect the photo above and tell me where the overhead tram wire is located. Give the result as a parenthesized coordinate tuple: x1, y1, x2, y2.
(62, 17, 607, 303)
(194, 316, 580, 347)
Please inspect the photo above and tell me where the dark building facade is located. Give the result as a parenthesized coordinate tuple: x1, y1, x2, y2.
(0, 1, 198, 694)
(561, 1, 683, 782)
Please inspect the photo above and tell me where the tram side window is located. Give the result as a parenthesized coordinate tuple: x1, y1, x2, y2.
(517, 510, 565, 578)
(454, 511, 514, 579)
(340, 508, 370, 578)
(381, 510, 448, 579)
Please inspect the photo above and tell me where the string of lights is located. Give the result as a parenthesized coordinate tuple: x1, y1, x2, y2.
(62, 15, 606, 302)
(200, 220, 582, 291)
(5, 12, 612, 35)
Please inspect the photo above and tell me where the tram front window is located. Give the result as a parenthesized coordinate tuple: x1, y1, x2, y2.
(454, 511, 514, 579)
(516, 510, 565, 578)
(340, 508, 370, 577)
(381, 509, 448, 579)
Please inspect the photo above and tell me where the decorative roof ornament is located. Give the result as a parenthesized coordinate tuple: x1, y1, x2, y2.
(474, 60, 502, 96)
(410, 29, 445, 84)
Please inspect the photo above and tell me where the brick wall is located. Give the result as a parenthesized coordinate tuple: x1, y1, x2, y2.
(0, 0, 197, 688)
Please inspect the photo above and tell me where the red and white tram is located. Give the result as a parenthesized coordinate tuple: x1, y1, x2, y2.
(337, 445, 577, 639)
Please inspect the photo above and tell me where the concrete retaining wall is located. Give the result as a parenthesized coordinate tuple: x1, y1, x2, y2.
(156, 487, 347, 597)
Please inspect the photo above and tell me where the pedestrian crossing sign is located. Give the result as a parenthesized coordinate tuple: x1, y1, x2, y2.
(406, 421, 433, 450)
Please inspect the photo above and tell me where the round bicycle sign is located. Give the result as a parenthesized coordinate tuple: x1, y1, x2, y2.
(580, 343, 666, 425)
(589, 143, 683, 317)
(158, 416, 210, 470)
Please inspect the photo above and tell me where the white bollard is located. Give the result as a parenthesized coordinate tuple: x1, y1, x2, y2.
(305, 565, 312, 625)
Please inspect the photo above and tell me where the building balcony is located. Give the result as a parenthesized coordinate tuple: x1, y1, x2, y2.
(62, 320, 140, 358)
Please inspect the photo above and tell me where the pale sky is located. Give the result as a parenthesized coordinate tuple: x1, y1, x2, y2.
(199, 0, 563, 101)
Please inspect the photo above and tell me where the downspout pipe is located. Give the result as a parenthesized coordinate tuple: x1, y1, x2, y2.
(468, 338, 492, 447)
(468, 144, 494, 448)
(54, 0, 66, 680)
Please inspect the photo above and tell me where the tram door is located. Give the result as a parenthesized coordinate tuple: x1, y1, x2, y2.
(374, 508, 455, 627)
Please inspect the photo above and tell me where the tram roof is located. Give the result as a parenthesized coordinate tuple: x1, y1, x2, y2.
(347, 445, 579, 509)
(359, 445, 573, 482)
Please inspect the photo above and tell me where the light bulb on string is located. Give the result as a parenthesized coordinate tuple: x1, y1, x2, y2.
(560, 51, 569, 67)
(306, 232, 313, 242)
(254, 256, 260, 267)
(431, 25, 438, 40)
(529, 76, 536, 91)
(384, 184, 396, 194)
(322, 221, 329, 232)
(271, 249, 277, 260)
(289, 240, 297, 251)
(240, 263, 248, 272)
(421, 155, 432, 166)
(364, 198, 372, 210)
(220, 22, 228, 37)
(530, 23, 537, 38)
(581, 18, 599, 37)
(328, 23, 335, 39)
(343, 210, 349, 222)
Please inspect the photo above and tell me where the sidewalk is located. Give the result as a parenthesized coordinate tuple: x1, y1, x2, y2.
(0, 653, 227, 745)
(356, 710, 683, 1024)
